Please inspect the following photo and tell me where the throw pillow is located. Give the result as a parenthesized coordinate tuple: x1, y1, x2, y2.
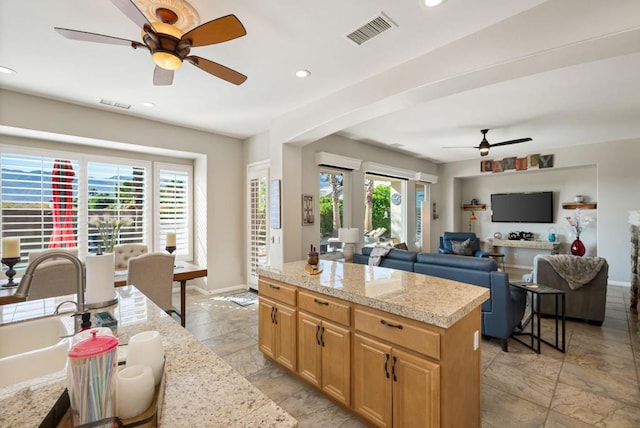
(394, 242, 409, 250)
(450, 238, 472, 256)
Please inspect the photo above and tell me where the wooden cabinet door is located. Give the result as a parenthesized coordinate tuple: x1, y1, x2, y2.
(392, 348, 440, 428)
(353, 334, 392, 428)
(298, 311, 322, 388)
(274, 303, 297, 372)
(321, 320, 351, 406)
(258, 298, 276, 359)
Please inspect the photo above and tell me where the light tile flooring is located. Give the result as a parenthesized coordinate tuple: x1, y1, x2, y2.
(175, 284, 640, 427)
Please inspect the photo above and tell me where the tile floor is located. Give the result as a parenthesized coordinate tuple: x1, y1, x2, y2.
(175, 283, 640, 427)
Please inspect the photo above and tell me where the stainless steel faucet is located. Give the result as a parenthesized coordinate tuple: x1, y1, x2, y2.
(15, 251, 86, 316)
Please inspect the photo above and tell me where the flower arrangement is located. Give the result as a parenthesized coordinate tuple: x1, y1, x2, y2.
(565, 209, 591, 238)
(90, 215, 132, 253)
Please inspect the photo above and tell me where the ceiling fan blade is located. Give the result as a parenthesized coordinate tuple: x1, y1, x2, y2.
(110, 0, 154, 30)
(187, 56, 247, 85)
(153, 66, 174, 86)
(54, 27, 145, 48)
(490, 138, 533, 148)
(182, 15, 246, 47)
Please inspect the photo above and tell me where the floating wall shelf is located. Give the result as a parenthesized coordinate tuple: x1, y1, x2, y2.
(561, 202, 597, 210)
(462, 204, 486, 211)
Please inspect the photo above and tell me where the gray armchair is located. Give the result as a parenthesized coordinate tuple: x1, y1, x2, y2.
(533, 255, 609, 325)
(439, 232, 489, 258)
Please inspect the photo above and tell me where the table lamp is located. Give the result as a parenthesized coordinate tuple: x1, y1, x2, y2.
(338, 228, 360, 262)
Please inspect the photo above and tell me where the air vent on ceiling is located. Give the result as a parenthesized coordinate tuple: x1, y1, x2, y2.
(346, 12, 396, 46)
(99, 98, 131, 109)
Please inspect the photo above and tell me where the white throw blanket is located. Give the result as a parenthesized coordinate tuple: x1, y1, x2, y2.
(536, 255, 606, 290)
(368, 247, 392, 266)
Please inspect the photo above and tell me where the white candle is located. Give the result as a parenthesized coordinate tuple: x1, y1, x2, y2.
(2, 238, 20, 258)
(166, 232, 176, 247)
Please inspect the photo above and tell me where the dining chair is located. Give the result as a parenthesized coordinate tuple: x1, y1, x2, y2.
(114, 244, 148, 269)
(126, 252, 178, 319)
(25, 248, 79, 300)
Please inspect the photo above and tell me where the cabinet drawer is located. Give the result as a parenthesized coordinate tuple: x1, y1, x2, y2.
(354, 308, 440, 360)
(259, 279, 297, 306)
(298, 290, 350, 327)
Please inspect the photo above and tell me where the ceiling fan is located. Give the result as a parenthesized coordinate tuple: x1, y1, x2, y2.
(54, 0, 247, 86)
(445, 129, 532, 157)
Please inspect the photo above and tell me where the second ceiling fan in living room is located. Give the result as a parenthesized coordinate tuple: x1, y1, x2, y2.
(446, 129, 533, 157)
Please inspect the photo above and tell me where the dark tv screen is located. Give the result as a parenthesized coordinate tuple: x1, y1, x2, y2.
(491, 192, 553, 223)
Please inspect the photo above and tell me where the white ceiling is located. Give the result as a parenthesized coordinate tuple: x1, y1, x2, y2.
(1, 0, 639, 163)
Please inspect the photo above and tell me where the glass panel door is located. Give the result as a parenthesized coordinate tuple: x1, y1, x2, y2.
(247, 166, 269, 289)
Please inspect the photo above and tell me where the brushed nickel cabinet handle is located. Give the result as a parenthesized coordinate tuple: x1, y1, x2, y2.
(380, 319, 404, 330)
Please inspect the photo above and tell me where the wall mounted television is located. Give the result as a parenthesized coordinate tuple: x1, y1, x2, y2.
(491, 191, 554, 223)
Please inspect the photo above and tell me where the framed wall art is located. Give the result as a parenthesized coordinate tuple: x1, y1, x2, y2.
(302, 194, 314, 225)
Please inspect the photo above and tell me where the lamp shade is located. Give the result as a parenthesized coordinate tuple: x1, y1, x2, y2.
(338, 228, 360, 244)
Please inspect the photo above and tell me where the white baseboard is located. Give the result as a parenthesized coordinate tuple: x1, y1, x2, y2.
(608, 280, 630, 287)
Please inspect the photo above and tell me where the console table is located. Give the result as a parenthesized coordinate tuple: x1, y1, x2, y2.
(488, 239, 559, 254)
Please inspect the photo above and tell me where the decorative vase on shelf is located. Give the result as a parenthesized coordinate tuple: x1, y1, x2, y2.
(571, 236, 586, 256)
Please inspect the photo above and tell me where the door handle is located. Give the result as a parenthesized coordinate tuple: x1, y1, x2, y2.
(273, 307, 278, 325)
(313, 298, 329, 306)
(315, 324, 321, 345)
(384, 353, 390, 379)
(269, 283, 281, 290)
(392, 356, 398, 382)
(270, 307, 275, 324)
(320, 326, 325, 347)
(380, 319, 404, 330)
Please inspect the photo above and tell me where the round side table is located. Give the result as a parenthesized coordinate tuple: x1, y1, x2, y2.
(488, 253, 506, 272)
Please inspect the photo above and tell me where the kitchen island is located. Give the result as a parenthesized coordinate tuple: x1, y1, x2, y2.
(258, 259, 490, 428)
(0, 287, 297, 427)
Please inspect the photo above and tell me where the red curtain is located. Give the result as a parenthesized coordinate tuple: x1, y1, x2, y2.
(49, 159, 77, 248)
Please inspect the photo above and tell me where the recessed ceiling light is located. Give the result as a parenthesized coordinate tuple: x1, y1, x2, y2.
(424, 0, 446, 7)
(142, 102, 156, 107)
(0, 66, 16, 75)
(295, 69, 311, 78)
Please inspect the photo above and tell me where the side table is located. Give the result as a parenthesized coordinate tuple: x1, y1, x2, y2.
(488, 253, 505, 271)
(510, 282, 565, 353)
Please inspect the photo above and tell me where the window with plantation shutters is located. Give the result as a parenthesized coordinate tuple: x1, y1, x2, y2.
(0, 152, 79, 259)
(87, 161, 147, 252)
(156, 164, 192, 260)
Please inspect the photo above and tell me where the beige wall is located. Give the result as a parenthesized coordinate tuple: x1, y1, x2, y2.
(0, 89, 245, 292)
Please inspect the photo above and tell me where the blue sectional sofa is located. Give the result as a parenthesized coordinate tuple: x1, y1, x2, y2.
(353, 247, 526, 351)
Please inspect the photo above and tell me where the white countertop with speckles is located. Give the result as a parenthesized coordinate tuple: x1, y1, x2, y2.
(258, 260, 489, 329)
(0, 287, 297, 427)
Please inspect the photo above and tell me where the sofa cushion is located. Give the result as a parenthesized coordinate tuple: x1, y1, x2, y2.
(416, 253, 497, 271)
(361, 246, 417, 262)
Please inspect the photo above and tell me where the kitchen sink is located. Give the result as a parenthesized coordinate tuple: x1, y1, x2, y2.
(0, 315, 74, 388)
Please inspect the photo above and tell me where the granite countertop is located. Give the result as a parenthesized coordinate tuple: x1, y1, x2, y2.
(258, 260, 490, 329)
(0, 287, 297, 427)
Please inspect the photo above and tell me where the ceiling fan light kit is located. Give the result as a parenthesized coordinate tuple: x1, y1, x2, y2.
(54, 0, 247, 85)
